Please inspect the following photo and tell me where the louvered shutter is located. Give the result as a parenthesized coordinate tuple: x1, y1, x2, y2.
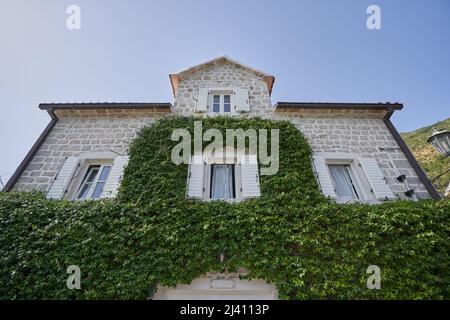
(196, 88, 209, 112)
(234, 88, 250, 112)
(101, 156, 129, 198)
(187, 155, 204, 199)
(312, 155, 336, 199)
(240, 155, 261, 198)
(46, 156, 79, 199)
(359, 157, 396, 200)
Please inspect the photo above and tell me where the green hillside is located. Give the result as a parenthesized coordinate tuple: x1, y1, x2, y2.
(402, 118, 450, 194)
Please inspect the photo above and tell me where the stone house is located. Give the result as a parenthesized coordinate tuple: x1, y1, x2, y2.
(2, 56, 440, 299)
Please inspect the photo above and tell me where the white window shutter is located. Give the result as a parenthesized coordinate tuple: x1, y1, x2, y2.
(46, 156, 79, 199)
(234, 88, 250, 112)
(187, 155, 205, 199)
(101, 156, 129, 198)
(312, 155, 336, 199)
(240, 155, 261, 198)
(196, 88, 209, 112)
(359, 157, 396, 200)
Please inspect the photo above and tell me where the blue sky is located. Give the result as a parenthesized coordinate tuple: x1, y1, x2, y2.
(0, 0, 449, 184)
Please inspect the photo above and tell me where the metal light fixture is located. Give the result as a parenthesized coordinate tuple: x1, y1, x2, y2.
(427, 127, 450, 157)
(427, 127, 450, 198)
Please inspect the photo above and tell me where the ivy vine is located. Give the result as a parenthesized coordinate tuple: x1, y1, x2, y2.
(0, 116, 449, 299)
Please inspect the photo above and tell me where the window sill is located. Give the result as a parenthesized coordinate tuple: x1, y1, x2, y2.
(186, 197, 251, 204)
(204, 198, 242, 203)
(207, 112, 238, 116)
(333, 199, 382, 205)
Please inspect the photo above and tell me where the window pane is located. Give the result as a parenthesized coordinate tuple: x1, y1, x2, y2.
(99, 166, 111, 181)
(213, 95, 220, 103)
(76, 166, 100, 199)
(224, 95, 230, 103)
(213, 103, 220, 113)
(92, 182, 105, 199)
(211, 164, 235, 199)
(328, 164, 359, 200)
(77, 183, 92, 199)
(224, 103, 231, 113)
(86, 167, 99, 182)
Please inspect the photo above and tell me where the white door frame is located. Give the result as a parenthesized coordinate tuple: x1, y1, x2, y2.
(152, 273, 278, 300)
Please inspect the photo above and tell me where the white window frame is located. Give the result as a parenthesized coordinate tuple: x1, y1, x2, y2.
(205, 163, 242, 200)
(327, 162, 363, 202)
(208, 89, 235, 115)
(74, 163, 112, 200)
(201, 148, 244, 201)
(187, 148, 261, 202)
(318, 152, 378, 204)
(66, 158, 113, 200)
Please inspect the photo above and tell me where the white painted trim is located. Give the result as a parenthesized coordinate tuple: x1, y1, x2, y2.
(153, 273, 278, 300)
(75, 163, 111, 200)
(65, 158, 115, 200)
(314, 152, 379, 203)
(208, 91, 235, 115)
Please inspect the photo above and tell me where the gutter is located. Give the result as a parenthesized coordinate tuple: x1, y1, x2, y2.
(275, 102, 404, 111)
(3, 109, 58, 192)
(39, 102, 173, 111)
(383, 110, 441, 200)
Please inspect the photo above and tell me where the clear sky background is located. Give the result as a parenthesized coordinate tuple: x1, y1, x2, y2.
(0, 0, 449, 185)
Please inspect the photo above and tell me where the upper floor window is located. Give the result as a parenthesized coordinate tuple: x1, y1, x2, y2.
(327, 164, 361, 201)
(46, 153, 129, 200)
(313, 153, 396, 203)
(76, 164, 112, 200)
(186, 153, 260, 201)
(211, 93, 232, 114)
(195, 88, 250, 113)
(210, 164, 236, 199)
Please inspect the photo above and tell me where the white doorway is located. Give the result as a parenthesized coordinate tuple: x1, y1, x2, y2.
(153, 273, 277, 300)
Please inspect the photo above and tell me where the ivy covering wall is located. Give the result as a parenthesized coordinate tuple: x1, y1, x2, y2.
(0, 116, 449, 299)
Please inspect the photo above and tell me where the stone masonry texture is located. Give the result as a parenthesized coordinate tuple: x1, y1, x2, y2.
(13, 61, 432, 199)
(14, 109, 165, 192)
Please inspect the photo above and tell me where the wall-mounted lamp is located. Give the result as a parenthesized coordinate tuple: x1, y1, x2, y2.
(404, 189, 415, 198)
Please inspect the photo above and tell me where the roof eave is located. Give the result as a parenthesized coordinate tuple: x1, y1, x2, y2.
(275, 102, 403, 112)
(39, 102, 173, 111)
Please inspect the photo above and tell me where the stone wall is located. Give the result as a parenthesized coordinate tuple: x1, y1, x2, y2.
(173, 64, 273, 115)
(12, 62, 433, 199)
(14, 109, 166, 192)
(269, 110, 431, 199)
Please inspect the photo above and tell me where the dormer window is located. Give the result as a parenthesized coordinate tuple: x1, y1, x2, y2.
(211, 93, 233, 114)
(208, 91, 234, 114)
(195, 88, 250, 113)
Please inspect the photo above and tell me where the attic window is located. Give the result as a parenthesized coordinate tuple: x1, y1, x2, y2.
(211, 93, 232, 114)
(195, 88, 249, 113)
